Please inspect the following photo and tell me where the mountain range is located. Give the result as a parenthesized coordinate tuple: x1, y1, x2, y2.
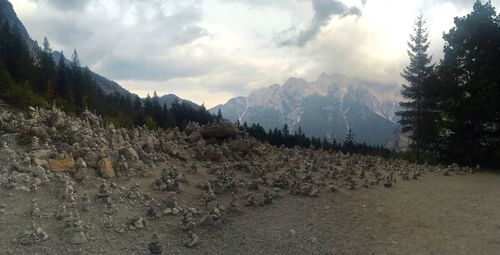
(2, 0, 400, 146)
(210, 73, 400, 146)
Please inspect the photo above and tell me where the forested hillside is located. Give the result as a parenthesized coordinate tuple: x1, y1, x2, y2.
(0, 13, 215, 130)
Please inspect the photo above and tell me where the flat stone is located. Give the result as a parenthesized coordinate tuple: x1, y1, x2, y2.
(49, 156, 75, 172)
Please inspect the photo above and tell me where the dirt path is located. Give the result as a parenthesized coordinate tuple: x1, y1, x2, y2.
(340, 171, 500, 255)
(193, 171, 500, 255)
(2, 171, 498, 254)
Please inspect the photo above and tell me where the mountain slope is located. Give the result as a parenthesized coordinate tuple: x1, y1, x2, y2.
(0, 0, 37, 52)
(211, 73, 399, 146)
(2, 0, 196, 105)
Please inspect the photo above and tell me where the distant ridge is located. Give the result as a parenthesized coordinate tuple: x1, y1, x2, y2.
(211, 73, 399, 146)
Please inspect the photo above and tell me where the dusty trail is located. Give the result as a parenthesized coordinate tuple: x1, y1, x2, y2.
(189, 171, 500, 255)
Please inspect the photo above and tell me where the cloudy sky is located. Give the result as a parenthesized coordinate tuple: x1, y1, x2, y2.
(11, 0, 497, 107)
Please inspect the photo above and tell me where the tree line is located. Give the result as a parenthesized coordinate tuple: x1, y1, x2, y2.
(0, 20, 216, 130)
(238, 121, 394, 158)
(398, 0, 500, 168)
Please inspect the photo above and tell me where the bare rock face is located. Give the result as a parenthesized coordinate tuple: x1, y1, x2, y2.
(98, 156, 115, 178)
(49, 156, 75, 172)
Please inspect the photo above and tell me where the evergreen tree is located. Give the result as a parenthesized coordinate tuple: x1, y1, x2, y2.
(282, 123, 289, 136)
(37, 37, 56, 95)
(71, 49, 80, 70)
(343, 128, 355, 152)
(71, 49, 84, 110)
(396, 14, 437, 162)
(55, 52, 75, 111)
(439, 0, 500, 166)
(216, 108, 223, 122)
(43, 37, 52, 53)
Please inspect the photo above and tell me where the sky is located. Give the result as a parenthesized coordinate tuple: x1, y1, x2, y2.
(10, 0, 498, 107)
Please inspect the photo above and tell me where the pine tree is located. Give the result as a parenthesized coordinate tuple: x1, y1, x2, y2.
(439, 0, 500, 166)
(396, 14, 437, 163)
(43, 37, 52, 53)
(282, 123, 289, 136)
(216, 108, 223, 122)
(343, 128, 355, 152)
(71, 49, 80, 69)
(36, 37, 56, 94)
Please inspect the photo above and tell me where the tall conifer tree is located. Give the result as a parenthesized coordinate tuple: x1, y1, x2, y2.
(397, 14, 437, 162)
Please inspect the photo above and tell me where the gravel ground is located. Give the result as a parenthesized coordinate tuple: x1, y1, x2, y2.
(178, 171, 500, 255)
(1, 169, 498, 255)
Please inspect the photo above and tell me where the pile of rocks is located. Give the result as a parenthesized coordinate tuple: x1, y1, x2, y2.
(0, 103, 476, 253)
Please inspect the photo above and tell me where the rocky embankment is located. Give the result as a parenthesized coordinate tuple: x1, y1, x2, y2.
(0, 103, 475, 254)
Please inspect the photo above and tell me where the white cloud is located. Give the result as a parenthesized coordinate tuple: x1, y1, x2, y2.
(11, 0, 500, 107)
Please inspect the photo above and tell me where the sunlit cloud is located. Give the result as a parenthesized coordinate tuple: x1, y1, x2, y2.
(12, 0, 500, 107)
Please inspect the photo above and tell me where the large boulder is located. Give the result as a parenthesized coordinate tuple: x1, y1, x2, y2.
(98, 156, 115, 178)
(49, 156, 75, 172)
(200, 123, 242, 140)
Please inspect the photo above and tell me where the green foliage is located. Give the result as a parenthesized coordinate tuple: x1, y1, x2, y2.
(0, 64, 46, 108)
(144, 116, 157, 130)
(396, 1, 500, 168)
(396, 14, 440, 163)
(437, 0, 500, 167)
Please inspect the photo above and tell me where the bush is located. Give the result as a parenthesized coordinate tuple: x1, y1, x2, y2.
(0, 65, 47, 108)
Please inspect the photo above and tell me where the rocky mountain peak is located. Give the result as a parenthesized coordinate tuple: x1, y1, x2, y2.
(210, 73, 399, 146)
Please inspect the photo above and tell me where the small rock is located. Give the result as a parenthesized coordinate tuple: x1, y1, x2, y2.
(148, 234, 163, 254)
(183, 231, 199, 248)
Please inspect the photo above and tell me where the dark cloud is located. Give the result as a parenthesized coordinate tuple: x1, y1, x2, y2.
(33, 17, 93, 49)
(99, 56, 209, 81)
(276, 0, 362, 47)
(26, 0, 209, 81)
